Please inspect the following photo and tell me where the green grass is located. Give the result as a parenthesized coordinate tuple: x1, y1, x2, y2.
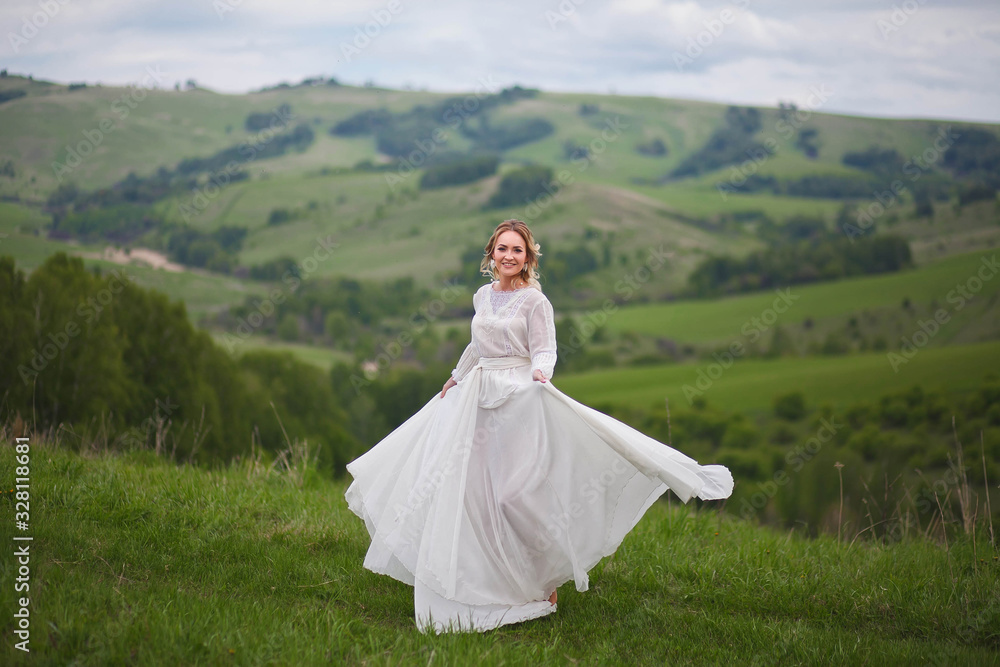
(210, 333, 352, 370)
(603, 249, 1000, 343)
(1, 436, 996, 665)
(0, 78, 450, 195)
(556, 340, 1000, 414)
(629, 182, 845, 221)
(0, 201, 48, 233)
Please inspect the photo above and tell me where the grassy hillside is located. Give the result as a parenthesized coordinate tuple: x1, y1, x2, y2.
(2, 73, 998, 477)
(208, 332, 352, 371)
(0, 75, 443, 195)
(601, 249, 1000, 343)
(556, 340, 1000, 414)
(1, 434, 996, 665)
(1, 74, 998, 313)
(177, 246, 1000, 404)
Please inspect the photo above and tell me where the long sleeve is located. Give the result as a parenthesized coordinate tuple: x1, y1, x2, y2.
(451, 287, 482, 382)
(527, 294, 558, 379)
(451, 340, 480, 382)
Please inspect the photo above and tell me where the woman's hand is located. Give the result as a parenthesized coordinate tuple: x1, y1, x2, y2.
(440, 376, 458, 398)
(532, 369, 548, 383)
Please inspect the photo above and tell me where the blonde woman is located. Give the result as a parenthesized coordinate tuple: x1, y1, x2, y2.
(345, 220, 733, 633)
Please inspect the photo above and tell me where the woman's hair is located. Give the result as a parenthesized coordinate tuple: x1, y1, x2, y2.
(480, 219, 543, 291)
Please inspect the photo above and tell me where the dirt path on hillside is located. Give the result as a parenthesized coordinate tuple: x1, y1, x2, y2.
(80, 246, 187, 272)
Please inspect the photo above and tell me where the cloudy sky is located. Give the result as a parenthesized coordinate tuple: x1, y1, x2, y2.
(3, 0, 999, 123)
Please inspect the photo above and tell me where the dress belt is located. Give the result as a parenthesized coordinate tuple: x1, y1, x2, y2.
(475, 356, 531, 370)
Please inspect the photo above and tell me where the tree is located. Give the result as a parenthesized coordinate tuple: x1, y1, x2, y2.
(278, 313, 300, 341)
(419, 155, 499, 189)
(774, 391, 806, 421)
(487, 165, 555, 209)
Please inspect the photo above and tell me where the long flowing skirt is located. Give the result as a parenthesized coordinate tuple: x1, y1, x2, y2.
(344, 357, 733, 633)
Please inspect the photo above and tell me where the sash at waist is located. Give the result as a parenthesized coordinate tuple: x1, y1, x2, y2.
(475, 356, 531, 370)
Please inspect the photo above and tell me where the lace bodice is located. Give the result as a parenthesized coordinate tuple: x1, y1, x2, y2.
(450, 282, 558, 382)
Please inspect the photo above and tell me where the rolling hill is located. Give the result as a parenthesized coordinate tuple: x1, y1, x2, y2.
(1, 72, 998, 415)
(1, 73, 997, 306)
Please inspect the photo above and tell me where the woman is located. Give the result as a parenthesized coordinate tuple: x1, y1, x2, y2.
(345, 219, 733, 633)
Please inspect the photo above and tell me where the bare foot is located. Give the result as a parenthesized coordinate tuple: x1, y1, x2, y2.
(548, 590, 557, 605)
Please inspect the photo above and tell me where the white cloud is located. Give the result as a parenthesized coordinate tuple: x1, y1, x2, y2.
(1, 0, 998, 122)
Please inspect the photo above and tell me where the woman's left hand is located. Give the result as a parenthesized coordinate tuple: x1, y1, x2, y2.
(532, 369, 548, 383)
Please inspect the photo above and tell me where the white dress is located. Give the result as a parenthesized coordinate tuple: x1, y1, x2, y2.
(344, 282, 733, 633)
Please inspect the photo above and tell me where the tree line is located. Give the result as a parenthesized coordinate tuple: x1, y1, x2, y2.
(0, 253, 446, 475)
(687, 218, 913, 297)
(330, 86, 552, 158)
(591, 379, 1000, 536)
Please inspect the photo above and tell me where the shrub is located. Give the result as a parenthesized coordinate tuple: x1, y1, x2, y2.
(0, 89, 26, 104)
(636, 138, 667, 157)
(419, 155, 499, 189)
(268, 208, 294, 225)
(879, 397, 910, 428)
(486, 165, 555, 209)
(769, 423, 797, 444)
(330, 108, 393, 136)
(716, 448, 770, 481)
(721, 422, 761, 450)
(463, 117, 555, 151)
(958, 183, 997, 207)
(774, 391, 807, 421)
(842, 146, 904, 174)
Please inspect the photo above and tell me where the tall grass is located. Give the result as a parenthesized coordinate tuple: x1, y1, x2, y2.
(1, 426, 997, 665)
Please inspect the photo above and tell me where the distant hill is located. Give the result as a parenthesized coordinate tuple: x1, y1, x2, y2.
(0, 72, 997, 312)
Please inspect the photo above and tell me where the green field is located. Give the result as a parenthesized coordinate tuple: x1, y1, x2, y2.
(556, 340, 1000, 414)
(2, 72, 999, 662)
(1, 436, 996, 665)
(3, 74, 1000, 443)
(602, 249, 1000, 343)
(2, 74, 999, 310)
(210, 333, 351, 370)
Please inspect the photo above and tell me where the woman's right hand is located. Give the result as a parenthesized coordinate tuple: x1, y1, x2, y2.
(440, 376, 458, 398)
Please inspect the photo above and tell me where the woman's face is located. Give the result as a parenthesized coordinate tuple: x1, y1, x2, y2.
(493, 230, 527, 280)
